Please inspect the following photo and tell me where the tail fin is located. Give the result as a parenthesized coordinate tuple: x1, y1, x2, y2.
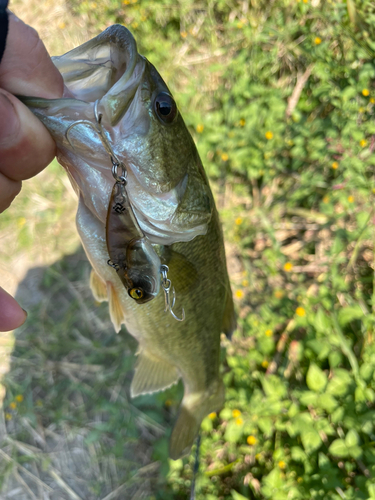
(169, 379, 225, 460)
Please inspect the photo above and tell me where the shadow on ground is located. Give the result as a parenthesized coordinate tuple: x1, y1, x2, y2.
(0, 247, 183, 500)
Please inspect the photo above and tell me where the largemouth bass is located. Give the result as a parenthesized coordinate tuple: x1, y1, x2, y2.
(22, 25, 235, 459)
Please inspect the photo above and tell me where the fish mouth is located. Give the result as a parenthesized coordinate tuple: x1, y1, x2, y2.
(54, 24, 143, 126)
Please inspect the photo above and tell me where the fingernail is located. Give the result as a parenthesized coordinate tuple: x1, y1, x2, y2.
(21, 308, 28, 317)
(0, 94, 20, 144)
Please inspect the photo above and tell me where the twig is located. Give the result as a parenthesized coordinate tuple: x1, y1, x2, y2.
(205, 458, 242, 477)
(100, 462, 159, 500)
(346, 212, 372, 273)
(47, 467, 83, 500)
(267, 320, 296, 375)
(286, 65, 314, 118)
(13, 469, 38, 500)
(101, 483, 128, 500)
(0, 449, 53, 493)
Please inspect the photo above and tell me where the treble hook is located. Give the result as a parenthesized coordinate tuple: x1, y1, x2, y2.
(65, 100, 126, 184)
(160, 265, 185, 322)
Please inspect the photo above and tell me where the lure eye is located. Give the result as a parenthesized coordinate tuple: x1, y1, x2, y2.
(154, 92, 177, 124)
(129, 288, 144, 300)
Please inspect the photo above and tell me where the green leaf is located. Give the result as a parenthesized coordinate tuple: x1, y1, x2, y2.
(262, 375, 288, 400)
(225, 420, 243, 443)
(263, 468, 284, 489)
(329, 439, 348, 457)
(338, 305, 364, 326)
(345, 429, 359, 447)
(258, 416, 274, 436)
(349, 445, 362, 459)
(317, 394, 338, 413)
(299, 391, 318, 407)
(328, 351, 342, 368)
(306, 364, 327, 392)
(314, 308, 331, 333)
(360, 363, 374, 382)
(301, 428, 322, 453)
(326, 369, 353, 397)
(291, 446, 306, 462)
(231, 491, 248, 500)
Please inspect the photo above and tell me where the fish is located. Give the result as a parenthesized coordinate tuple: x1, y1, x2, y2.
(20, 24, 236, 459)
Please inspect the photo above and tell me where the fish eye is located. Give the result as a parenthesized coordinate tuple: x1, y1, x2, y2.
(129, 288, 144, 300)
(154, 92, 177, 124)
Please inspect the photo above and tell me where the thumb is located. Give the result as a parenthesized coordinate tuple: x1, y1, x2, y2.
(0, 286, 27, 332)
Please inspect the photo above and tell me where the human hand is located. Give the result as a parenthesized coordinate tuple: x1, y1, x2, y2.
(0, 13, 63, 331)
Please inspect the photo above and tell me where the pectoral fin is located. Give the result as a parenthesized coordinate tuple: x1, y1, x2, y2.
(107, 282, 125, 333)
(131, 351, 180, 397)
(158, 248, 198, 295)
(90, 269, 108, 302)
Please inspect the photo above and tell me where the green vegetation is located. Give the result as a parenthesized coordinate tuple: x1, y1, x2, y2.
(2, 0, 375, 498)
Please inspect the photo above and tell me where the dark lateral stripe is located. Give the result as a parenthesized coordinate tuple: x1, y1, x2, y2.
(0, 0, 9, 65)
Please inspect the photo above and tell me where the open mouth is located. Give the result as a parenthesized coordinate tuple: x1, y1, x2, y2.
(54, 25, 142, 125)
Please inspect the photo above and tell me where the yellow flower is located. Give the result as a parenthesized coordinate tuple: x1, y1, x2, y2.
(239, 118, 246, 127)
(255, 453, 262, 460)
(360, 139, 368, 147)
(235, 290, 244, 299)
(58, 21, 66, 30)
(5, 413, 12, 421)
(331, 161, 339, 169)
(208, 412, 217, 419)
(359, 107, 365, 113)
(247, 435, 257, 445)
(90, 2, 97, 7)
(362, 89, 370, 97)
(196, 123, 204, 133)
(15, 394, 24, 403)
(284, 262, 293, 272)
(242, 279, 249, 287)
(265, 131, 273, 140)
(297, 477, 303, 483)
(323, 195, 329, 204)
(232, 409, 241, 418)
(261, 360, 269, 368)
(265, 329, 273, 337)
(131, 22, 139, 29)
(372, 188, 375, 194)
(237, 22, 244, 29)
(221, 152, 229, 161)
(314, 37, 322, 45)
(9, 402, 16, 410)
(278, 460, 286, 469)
(348, 195, 354, 203)
(181, 31, 187, 38)
(370, 97, 375, 104)
(303, 0, 308, 3)
(235, 217, 243, 226)
(235, 417, 243, 425)
(17, 217, 26, 228)
(274, 290, 284, 299)
(296, 307, 306, 317)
